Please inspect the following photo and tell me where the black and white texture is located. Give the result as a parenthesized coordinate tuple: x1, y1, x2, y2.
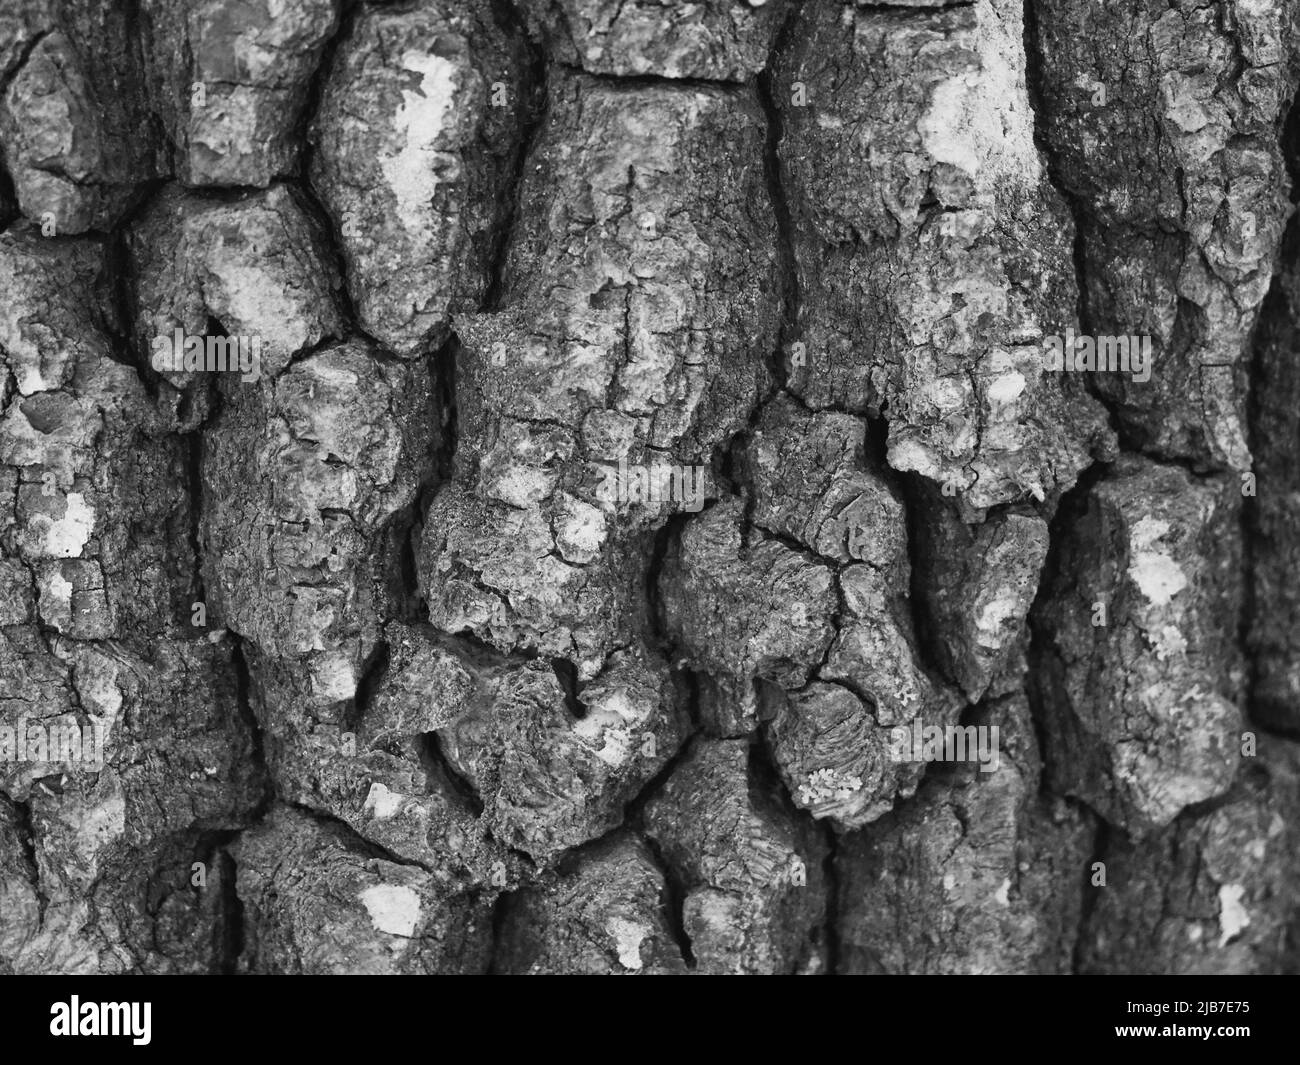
(1, 0, 1299, 975)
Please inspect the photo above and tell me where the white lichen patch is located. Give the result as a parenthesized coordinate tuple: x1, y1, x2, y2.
(214, 259, 320, 367)
(975, 590, 1021, 649)
(382, 51, 458, 234)
(484, 462, 557, 509)
(555, 496, 607, 564)
(796, 767, 864, 807)
(1160, 72, 1213, 135)
(1128, 517, 1188, 607)
(73, 650, 125, 718)
(362, 782, 404, 820)
(606, 917, 647, 970)
(78, 777, 127, 857)
(590, 724, 635, 767)
(985, 369, 1027, 406)
(1149, 623, 1188, 660)
(1216, 883, 1249, 947)
(887, 435, 943, 482)
(0, 276, 72, 393)
(918, 0, 1042, 189)
(358, 884, 421, 938)
(310, 650, 357, 702)
(32, 491, 94, 559)
(37, 568, 74, 630)
(573, 686, 645, 767)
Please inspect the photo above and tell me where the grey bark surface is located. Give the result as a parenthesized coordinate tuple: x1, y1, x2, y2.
(1, 0, 1299, 975)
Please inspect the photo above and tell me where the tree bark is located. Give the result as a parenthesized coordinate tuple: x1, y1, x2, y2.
(1, 0, 1298, 975)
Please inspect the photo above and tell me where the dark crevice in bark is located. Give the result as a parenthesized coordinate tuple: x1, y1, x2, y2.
(641, 503, 703, 800)
(402, 332, 461, 621)
(2, 28, 48, 87)
(552, 63, 754, 91)
(781, 387, 872, 423)
(0, 162, 16, 231)
(481, 799, 700, 968)
(820, 823, 841, 974)
(708, 1, 805, 565)
(747, 727, 788, 811)
(0, 32, 51, 201)
(1021, 0, 1130, 455)
(438, 624, 542, 667)
(864, 1, 976, 14)
(1241, 88, 1300, 738)
(1242, 280, 1294, 739)
(348, 639, 389, 734)
(407, 2, 545, 629)
(550, 657, 589, 719)
(682, 0, 816, 690)
(293, 0, 361, 180)
(861, 407, 892, 472)
(149, 181, 275, 203)
(1070, 814, 1110, 974)
(183, 371, 218, 619)
(419, 731, 485, 819)
(644, 511, 693, 657)
(640, 831, 696, 969)
(755, 522, 842, 576)
(675, 667, 703, 733)
(13, 798, 46, 925)
(0, 26, 27, 232)
(184, 431, 206, 621)
(1253, 719, 1300, 743)
(379, 332, 461, 624)
(430, 334, 460, 489)
(120, 0, 169, 155)
(1023, 0, 1246, 476)
(1021, 1, 1090, 338)
(719, 426, 749, 501)
(1178, 773, 1264, 825)
(896, 473, 962, 689)
(285, 799, 435, 873)
(170, 0, 197, 174)
(794, 671, 867, 715)
(1024, 456, 1110, 799)
(483, 2, 547, 313)
(214, 844, 243, 974)
(747, 731, 826, 973)
(283, 178, 377, 351)
(1021, 0, 1075, 299)
(758, 2, 804, 392)
(485, 886, 516, 974)
(99, 183, 168, 385)
(289, 2, 384, 352)
(385, 500, 431, 625)
(227, 633, 273, 819)
(625, 732, 699, 827)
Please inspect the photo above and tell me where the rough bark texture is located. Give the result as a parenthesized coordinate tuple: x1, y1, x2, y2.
(2, 0, 1299, 975)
